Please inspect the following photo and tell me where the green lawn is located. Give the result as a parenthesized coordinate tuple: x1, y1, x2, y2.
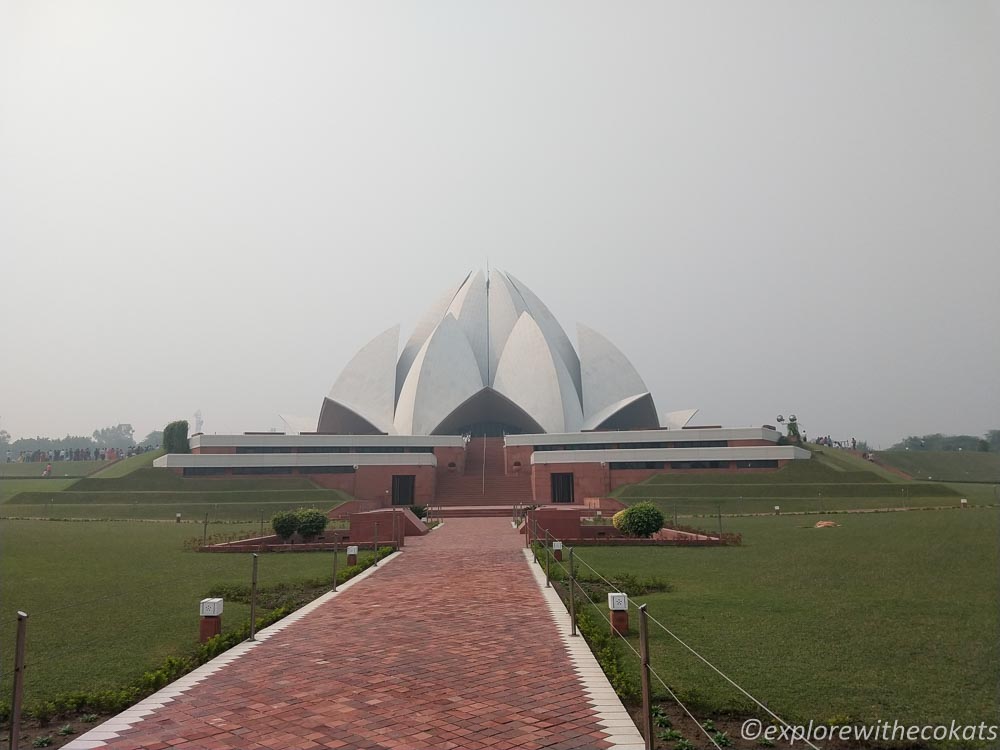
(72, 468, 322, 492)
(877, 451, 1000, 483)
(87, 450, 165, 478)
(0, 461, 110, 478)
(0, 519, 376, 707)
(3, 488, 350, 522)
(612, 449, 968, 517)
(564, 509, 999, 730)
(1, 501, 346, 522)
(0, 479, 76, 504)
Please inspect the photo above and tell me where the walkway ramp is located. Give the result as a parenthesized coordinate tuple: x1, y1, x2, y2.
(68, 518, 642, 750)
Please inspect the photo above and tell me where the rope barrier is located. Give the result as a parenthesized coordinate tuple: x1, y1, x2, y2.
(543, 536, 813, 750)
(642, 610, 818, 750)
(646, 664, 724, 750)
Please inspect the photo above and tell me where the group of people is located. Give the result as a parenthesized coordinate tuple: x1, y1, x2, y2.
(814, 436, 858, 450)
(4, 444, 159, 464)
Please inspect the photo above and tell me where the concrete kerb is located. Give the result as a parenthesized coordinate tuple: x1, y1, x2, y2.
(63, 550, 404, 750)
(522, 548, 646, 750)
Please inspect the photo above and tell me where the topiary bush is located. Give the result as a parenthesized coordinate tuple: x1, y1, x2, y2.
(613, 502, 665, 538)
(611, 509, 627, 531)
(271, 511, 299, 540)
(295, 508, 328, 540)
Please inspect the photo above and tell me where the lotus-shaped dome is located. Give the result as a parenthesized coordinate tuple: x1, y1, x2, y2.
(317, 269, 663, 435)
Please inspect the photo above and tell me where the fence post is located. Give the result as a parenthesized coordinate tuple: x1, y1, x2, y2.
(203, 512, 209, 547)
(638, 604, 653, 750)
(568, 549, 577, 637)
(249, 554, 259, 641)
(331, 534, 339, 592)
(374, 522, 379, 565)
(9, 611, 27, 750)
(544, 530, 551, 588)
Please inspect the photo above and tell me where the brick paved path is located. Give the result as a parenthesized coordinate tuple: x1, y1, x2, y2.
(83, 518, 622, 750)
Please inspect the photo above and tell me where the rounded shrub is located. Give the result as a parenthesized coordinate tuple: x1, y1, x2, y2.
(295, 508, 329, 541)
(614, 502, 665, 538)
(271, 511, 299, 541)
(611, 509, 627, 530)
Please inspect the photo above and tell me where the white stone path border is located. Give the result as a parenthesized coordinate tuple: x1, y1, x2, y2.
(63, 550, 403, 750)
(523, 548, 646, 750)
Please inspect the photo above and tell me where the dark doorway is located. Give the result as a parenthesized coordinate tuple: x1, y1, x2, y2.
(391, 475, 416, 505)
(551, 472, 575, 503)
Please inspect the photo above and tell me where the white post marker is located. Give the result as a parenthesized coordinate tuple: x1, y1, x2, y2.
(199, 598, 223, 643)
(347, 545, 359, 565)
(960, 498, 968, 508)
(552, 540, 563, 561)
(608, 592, 629, 635)
(774, 505, 780, 515)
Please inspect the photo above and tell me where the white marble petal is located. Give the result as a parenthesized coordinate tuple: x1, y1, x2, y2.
(506, 271, 582, 398)
(326, 325, 399, 433)
(494, 313, 583, 433)
(446, 270, 489, 385)
(662, 408, 699, 430)
(393, 314, 484, 435)
(396, 275, 467, 401)
(578, 323, 655, 425)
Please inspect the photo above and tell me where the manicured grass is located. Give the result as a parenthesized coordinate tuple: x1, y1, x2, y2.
(0, 520, 375, 706)
(1, 501, 345, 522)
(877, 450, 1000, 483)
(0, 479, 76, 504)
(566, 509, 999, 729)
(73, 468, 321, 492)
(0, 461, 110, 478)
(810, 445, 908, 481)
(6, 489, 350, 507)
(87, 450, 165, 478)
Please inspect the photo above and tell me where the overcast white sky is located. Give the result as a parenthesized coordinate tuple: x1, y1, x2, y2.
(1, 1, 998, 449)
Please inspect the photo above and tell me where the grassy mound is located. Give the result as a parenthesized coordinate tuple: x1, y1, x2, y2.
(73, 468, 321, 492)
(0, 461, 111, 478)
(877, 450, 1000, 483)
(7, 489, 350, 507)
(87, 450, 165, 478)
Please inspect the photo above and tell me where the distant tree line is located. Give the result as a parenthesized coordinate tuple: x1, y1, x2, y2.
(0, 424, 168, 455)
(890, 430, 1000, 452)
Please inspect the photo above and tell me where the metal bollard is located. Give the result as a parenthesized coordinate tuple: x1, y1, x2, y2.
(331, 534, 339, 592)
(638, 604, 653, 750)
(568, 548, 577, 637)
(9, 611, 27, 750)
(248, 554, 259, 641)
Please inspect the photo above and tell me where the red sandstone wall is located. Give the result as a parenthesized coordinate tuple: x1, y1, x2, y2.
(353, 465, 436, 504)
(434, 446, 466, 481)
(530, 462, 610, 504)
(191, 447, 237, 455)
(728, 439, 773, 447)
(505, 445, 534, 476)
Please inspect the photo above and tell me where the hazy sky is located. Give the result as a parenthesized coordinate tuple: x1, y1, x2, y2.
(1, 1, 998, 449)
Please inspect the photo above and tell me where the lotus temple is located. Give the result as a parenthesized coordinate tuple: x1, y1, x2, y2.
(155, 269, 808, 507)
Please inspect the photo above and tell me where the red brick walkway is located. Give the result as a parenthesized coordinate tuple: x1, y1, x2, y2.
(82, 518, 618, 750)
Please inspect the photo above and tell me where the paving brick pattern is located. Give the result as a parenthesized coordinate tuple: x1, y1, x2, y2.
(95, 518, 614, 750)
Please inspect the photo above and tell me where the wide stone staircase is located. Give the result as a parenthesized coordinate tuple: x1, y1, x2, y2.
(434, 437, 532, 517)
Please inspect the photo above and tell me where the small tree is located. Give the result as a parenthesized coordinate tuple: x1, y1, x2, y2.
(296, 508, 329, 541)
(613, 502, 665, 538)
(272, 511, 299, 541)
(162, 421, 190, 454)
